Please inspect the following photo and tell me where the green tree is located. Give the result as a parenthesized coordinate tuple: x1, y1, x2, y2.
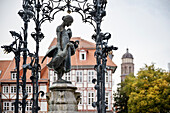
(113, 84, 128, 113)
(113, 74, 135, 113)
(127, 64, 170, 113)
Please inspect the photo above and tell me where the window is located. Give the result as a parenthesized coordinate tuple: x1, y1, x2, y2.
(26, 86, 32, 93)
(3, 86, 9, 93)
(10, 86, 16, 93)
(0, 70, 2, 75)
(122, 58, 133, 63)
(129, 66, 131, 73)
(3, 102, 10, 111)
(11, 72, 17, 80)
(76, 71, 83, 83)
(88, 92, 94, 105)
(79, 50, 86, 60)
(88, 70, 95, 83)
(79, 92, 83, 105)
(105, 71, 109, 83)
(11, 102, 14, 111)
(53, 72, 57, 82)
(26, 101, 32, 111)
(82, 54, 85, 59)
(124, 66, 127, 74)
(105, 92, 109, 109)
(65, 72, 71, 81)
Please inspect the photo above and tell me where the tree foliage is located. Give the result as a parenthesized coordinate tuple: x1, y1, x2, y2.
(113, 74, 135, 113)
(126, 64, 170, 113)
(114, 64, 170, 113)
(113, 83, 128, 113)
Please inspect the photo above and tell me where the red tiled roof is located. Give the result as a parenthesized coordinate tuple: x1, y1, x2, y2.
(0, 56, 48, 83)
(49, 37, 116, 67)
(0, 60, 11, 79)
(71, 49, 116, 67)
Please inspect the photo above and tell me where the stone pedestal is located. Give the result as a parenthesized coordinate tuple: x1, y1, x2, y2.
(47, 83, 81, 113)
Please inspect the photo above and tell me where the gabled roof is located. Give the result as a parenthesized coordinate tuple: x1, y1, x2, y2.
(49, 37, 116, 68)
(0, 56, 49, 83)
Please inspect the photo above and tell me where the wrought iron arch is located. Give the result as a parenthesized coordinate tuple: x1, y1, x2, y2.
(1, 0, 118, 113)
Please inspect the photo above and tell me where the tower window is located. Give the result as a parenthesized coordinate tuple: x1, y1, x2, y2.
(125, 66, 127, 74)
(129, 66, 131, 73)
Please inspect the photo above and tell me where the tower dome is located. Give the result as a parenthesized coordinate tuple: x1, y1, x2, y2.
(122, 48, 133, 59)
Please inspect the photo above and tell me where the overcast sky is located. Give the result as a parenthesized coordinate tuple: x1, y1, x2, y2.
(0, 0, 170, 89)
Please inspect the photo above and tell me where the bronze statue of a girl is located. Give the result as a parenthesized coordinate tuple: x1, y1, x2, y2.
(42, 15, 79, 83)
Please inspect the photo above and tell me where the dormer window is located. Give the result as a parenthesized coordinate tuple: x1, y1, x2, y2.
(79, 49, 86, 60)
(11, 72, 17, 80)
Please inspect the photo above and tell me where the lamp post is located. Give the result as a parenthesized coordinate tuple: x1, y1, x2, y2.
(18, 0, 34, 112)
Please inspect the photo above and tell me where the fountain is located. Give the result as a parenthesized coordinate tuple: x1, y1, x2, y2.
(42, 15, 80, 113)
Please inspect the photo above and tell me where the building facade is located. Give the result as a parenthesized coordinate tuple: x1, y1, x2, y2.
(121, 48, 134, 82)
(0, 57, 49, 113)
(0, 37, 117, 112)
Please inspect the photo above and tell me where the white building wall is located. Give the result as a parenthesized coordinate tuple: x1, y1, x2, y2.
(40, 102, 47, 111)
(39, 85, 47, 99)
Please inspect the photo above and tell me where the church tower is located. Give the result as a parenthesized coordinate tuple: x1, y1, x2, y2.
(121, 48, 134, 82)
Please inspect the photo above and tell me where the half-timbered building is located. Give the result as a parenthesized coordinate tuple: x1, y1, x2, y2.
(0, 57, 49, 113)
(0, 37, 117, 113)
(48, 37, 117, 112)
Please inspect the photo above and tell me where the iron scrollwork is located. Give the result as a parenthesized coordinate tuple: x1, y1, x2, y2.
(2, 0, 117, 113)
